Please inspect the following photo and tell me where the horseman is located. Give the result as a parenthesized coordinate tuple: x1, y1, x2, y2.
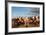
(24, 17, 29, 27)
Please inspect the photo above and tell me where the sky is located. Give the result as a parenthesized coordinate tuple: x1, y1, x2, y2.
(12, 7, 40, 17)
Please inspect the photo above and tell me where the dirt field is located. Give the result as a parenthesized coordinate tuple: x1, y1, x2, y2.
(12, 23, 40, 28)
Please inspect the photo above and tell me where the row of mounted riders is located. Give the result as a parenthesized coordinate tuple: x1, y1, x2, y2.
(12, 16, 40, 27)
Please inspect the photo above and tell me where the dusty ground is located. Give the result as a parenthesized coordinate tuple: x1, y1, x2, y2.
(12, 23, 40, 28)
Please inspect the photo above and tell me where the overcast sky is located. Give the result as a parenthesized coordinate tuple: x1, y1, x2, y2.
(12, 7, 40, 17)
